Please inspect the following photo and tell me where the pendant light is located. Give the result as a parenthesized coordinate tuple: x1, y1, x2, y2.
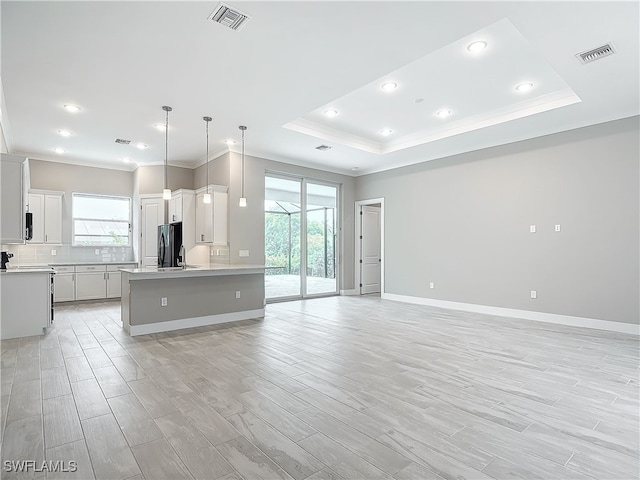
(162, 105, 172, 201)
(203, 116, 212, 204)
(239, 125, 247, 208)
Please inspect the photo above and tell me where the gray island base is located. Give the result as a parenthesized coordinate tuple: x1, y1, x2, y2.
(120, 265, 265, 336)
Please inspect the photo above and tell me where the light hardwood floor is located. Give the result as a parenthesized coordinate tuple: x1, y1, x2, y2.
(1, 296, 638, 480)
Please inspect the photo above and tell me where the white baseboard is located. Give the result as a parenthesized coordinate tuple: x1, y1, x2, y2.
(129, 308, 265, 336)
(382, 293, 639, 336)
(340, 289, 358, 296)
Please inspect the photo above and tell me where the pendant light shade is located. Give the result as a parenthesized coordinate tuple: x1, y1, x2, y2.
(203, 116, 212, 204)
(162, 105, 172, 201)
(239, 125, 247, 208)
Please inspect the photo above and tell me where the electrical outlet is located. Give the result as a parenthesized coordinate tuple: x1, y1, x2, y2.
(235, 291, 241, 299)
(161, 297, 168, 307)
(530, 290, 537, 299)
(216, 249, 220, 256)
(210, 249, 214, 256)
(95, 249, 100, 254)
(51, 249, 57, 256)
(429, 282, 435, 289)
(555, 224, 561, 232)
(529, 225, 536, 233)
(239, 250, 249, 257)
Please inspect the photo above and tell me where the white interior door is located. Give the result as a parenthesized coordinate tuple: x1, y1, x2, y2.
(140, 197, 164, 267)
(361, 205, 381, 294)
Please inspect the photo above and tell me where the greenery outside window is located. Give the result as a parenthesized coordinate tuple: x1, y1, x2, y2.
(72, 193, 131, 246)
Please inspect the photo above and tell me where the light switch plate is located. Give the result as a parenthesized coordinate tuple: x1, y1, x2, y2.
(161, 297, 168, 307)
(235, 291, 241, 299)
(429, 282, 434, 289)
(239, 250, 249, 257)
(529, 225, 536, 233)
(51, 249, 57, 256)
(555, 224, 561, 232)
(530, 290, 537, 299)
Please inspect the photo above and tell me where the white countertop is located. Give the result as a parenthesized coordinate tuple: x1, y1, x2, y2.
(121, 264, 265, 280)
(1, 267, 55, 275)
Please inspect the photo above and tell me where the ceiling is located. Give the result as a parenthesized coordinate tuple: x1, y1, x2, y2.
(1, 1, 638, 176)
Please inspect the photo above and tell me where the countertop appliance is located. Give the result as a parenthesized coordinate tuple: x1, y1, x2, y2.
(1, 251, 14, 270)
(158, 222, 183, 268)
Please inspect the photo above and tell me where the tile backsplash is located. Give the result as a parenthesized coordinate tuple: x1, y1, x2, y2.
(1, 243, 230, 266)
(0, 244, 135, 265)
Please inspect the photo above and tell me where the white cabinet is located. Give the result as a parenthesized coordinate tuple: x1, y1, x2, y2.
(28, 191, 63, 244)
(195, 185, 228, 245)
(106, 265, 124, 298)
(54, 264, 135, 302)
(1, 271, 52, 340)
(0, 154, 27, 244)
(170, 190, 195, 251)
(140, 196, 164, 267)
(75, 265, 107, 300)
(53, 266, 75, 302)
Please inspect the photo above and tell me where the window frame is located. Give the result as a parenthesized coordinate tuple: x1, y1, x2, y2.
(71, 192, 132, 247)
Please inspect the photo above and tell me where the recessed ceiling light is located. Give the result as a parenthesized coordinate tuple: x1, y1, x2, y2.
(379, 128, 393, 136)
(63, 104, 81, 113)
(351, 167, 359, 171)
(135, 143, 148, 150)
(154, 123, 166, 131)
(515, 82, 534, 92)
(415, 98, 424, 104)
(57, 129, 73, 137)
(122, 157, 133, 163)
(467, 41, 487, 52)
(436, 109, 452, 118)
(324, 109, 338, 118)
(381, 82, 397, 92)
(224, 139, 236, 145)
(53, 147, 66, 154)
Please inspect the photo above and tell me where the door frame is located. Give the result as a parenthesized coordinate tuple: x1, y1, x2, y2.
(138, 194, 164, 268)
(354, 198, 385, 295)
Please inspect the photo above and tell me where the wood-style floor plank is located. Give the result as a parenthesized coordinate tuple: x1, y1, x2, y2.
(0, 297, 637, 480)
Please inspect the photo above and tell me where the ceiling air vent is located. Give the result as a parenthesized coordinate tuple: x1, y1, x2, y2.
(315, 145, 332, 151)
(115, 138, 131, 145)
(576, 43, 616, 64)
(208, 2, 251, 31)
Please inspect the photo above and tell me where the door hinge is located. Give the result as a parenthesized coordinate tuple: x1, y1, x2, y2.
(359, 259, 362, 263)
(360, 211, 363, 215)
(359, 283, 363, 287)
(359, 235, 363, 239)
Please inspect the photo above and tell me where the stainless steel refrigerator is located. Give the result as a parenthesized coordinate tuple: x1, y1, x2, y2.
(157, 222, 183, 267)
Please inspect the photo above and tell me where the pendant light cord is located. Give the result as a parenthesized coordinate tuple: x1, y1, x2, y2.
(162, 106, 172, 192)
(206, 118, 210, 194)
(241, 127, 245, 198)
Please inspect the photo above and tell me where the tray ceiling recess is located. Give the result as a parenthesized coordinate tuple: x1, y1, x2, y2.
(284, 18, 581, 155)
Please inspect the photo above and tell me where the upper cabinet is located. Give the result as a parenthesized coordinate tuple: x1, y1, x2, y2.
(169, 189, 195, 251)
(28, 190, 64, 244)
(195, 185, 228, 245)
(0, 154, 28, 244)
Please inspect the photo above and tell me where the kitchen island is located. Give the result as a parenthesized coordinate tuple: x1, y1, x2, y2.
(120, 264, 265, 336)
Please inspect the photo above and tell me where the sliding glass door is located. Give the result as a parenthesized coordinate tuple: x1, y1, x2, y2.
(265, 175, 339, 301)
(305, 182, 337, 296)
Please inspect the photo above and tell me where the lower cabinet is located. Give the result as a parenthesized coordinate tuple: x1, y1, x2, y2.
(76, 265, 107, 300)
(54, 264, 135, 302)
(53, 266, 75, 302)
(106, 266, 121, 298)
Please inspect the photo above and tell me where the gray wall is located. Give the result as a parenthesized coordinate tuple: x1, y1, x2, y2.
(355, 116, 639, 325)
(197, 152, 357, 291)
(136, 165, 194, 195)
(29, 159, 133, 244)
